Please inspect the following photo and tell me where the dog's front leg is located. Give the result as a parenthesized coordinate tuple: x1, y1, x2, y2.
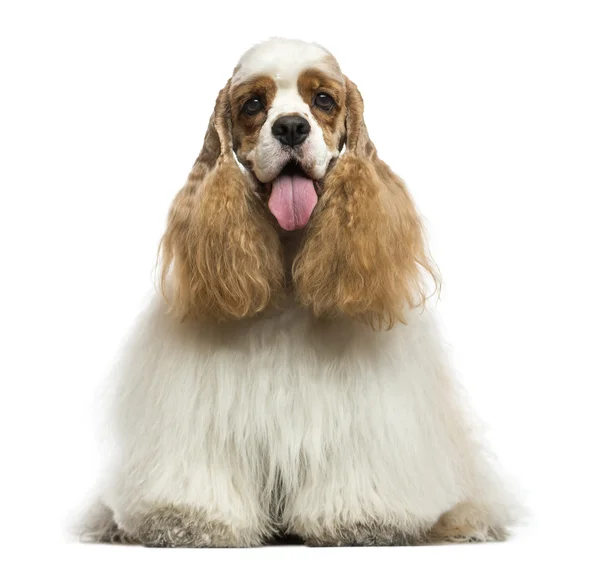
(279, 313, 512, 546)
(97, 297, 272, 547)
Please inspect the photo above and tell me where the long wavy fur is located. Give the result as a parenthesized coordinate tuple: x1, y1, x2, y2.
(293, 78, 439, 329)
(159, 85, 284, 321)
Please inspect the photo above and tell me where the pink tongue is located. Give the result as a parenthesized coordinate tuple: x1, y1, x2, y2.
(268, 174, 318, 231)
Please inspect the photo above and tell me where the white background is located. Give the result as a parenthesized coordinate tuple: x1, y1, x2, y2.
(1, 0, 599, 559)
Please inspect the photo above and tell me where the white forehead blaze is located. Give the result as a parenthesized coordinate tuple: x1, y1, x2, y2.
(232, 38, 336, 87)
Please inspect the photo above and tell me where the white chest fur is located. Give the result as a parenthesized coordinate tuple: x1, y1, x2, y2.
(100, 295, 512, 540)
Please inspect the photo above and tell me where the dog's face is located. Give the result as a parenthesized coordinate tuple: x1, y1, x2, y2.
(229, 41, 345, 230)
(160, 39, 437, 328)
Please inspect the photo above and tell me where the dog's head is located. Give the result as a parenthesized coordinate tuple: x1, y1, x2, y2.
(160, 38, 438, 329)
(229, 40, 344, 229)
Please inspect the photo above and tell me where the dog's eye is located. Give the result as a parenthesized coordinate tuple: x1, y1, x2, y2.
(243, 97, 264, 115)
(314, 93, 335, 111)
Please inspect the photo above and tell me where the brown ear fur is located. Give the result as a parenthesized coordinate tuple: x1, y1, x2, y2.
(293, 77, 439, 330)
(159, 84, 283, 321)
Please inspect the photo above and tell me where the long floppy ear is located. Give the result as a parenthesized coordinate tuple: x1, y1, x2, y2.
(293, 77, 439, 330)
(159, 82, 284, 321)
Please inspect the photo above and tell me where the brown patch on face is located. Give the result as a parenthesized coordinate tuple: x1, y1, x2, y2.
(297, 69, 346, 153)
(229, 75, 277, 167)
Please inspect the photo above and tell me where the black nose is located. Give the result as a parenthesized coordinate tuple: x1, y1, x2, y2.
(271, 116, 311, 146)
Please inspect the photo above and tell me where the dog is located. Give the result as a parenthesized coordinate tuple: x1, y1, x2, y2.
(81, 38, 517, 547)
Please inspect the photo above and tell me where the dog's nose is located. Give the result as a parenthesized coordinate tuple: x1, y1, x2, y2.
(271, 116, 311, 146)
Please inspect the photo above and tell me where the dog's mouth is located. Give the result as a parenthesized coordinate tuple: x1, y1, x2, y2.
(263, 161, 319, 232)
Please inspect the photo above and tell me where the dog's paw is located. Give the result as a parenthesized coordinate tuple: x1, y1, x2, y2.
(426, 502, 508, 544)
(134, 507, 211, 547)
(114, 505, 265, 548)
(300, 522, 416, 547)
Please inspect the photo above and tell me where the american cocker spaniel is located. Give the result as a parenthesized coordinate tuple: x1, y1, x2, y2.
(82, 38, 517, 547)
